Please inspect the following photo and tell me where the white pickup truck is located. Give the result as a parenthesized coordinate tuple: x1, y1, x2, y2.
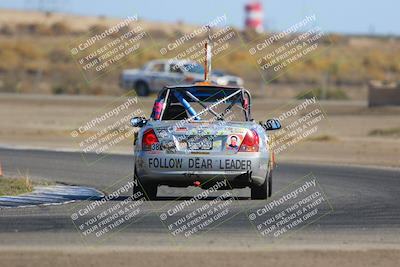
(120, 59, 243, 96)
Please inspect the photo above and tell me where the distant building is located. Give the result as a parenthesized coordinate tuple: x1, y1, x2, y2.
(245, 1, 263, 33)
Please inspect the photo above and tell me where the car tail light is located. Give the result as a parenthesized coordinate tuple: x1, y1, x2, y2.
(142, 128, 159, 150)
(239, 130, 259, 152)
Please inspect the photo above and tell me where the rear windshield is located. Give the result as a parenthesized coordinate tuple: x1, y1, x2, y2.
(159, 87, 249, 122)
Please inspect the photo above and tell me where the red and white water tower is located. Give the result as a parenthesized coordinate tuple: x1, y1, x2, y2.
(245, 1, 264, 33)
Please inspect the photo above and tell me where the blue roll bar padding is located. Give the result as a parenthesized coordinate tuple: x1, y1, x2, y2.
(173, 91, 200, 120)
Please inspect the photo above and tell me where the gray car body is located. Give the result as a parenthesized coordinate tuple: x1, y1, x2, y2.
(133, 86, 271, 189)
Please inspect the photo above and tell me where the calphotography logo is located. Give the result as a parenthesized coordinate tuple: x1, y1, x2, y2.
(70, 91, 145, 165)
(69, 14, 155, 82)
(267, 93, 329, 155)
(247, 174, 333, 240)
(69, 176, 147, 244)
(158, 177, 240, 239)
(246, 14, 331, 83)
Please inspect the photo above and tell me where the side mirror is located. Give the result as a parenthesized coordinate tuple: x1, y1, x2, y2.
(130, 117, 147, 127)
(263, 119, 281, 131)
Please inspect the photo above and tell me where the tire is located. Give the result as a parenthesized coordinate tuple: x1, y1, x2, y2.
(134, 81, 150, 96)
(133, 169, 157, 200)
(267, 167, 272, 197)
(251, 167, 272, 200)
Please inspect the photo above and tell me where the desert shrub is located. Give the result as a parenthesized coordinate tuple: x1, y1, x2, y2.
(48, 48, 71, 63)
(149, 29, 170, 39)
(369, 127, 400, 137)
(306, 134, 337, 142)
(50, 22, 70, 35)
(52, 85, 67, 94)
(87, 85, 105, 95)
(15, 23, 54, 35)
(0, 25, 15, 35)
(0, 48, 20, 70)
(15, 23, 38, 34)
(325, 34, 348, 45)
(171, 30, 184, 39)
(13, 43, 41, 60)
(89, 24, 108, 35)
(241, 29, 261, 42)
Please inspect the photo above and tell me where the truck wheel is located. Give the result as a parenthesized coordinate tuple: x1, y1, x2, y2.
(251, 168, 272, 200)
(134, 81, 150, 96)
(133, 170, 157, 200)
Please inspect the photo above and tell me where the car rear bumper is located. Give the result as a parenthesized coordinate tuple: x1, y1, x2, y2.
(134, 152, 269, 187)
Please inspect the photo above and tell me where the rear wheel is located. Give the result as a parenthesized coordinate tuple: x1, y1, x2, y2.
(134, 81, 150, 96)
(251, 167, 272, 200)
(133, 169, 157, 200)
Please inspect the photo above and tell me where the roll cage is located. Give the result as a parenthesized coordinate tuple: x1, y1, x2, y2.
(150, 85, 252, 122)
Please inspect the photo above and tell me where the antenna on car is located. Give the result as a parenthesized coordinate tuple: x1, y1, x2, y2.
(204, 25, 212, 82)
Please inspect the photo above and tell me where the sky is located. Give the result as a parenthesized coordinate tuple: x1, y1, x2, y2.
(0, 0, 399, 36)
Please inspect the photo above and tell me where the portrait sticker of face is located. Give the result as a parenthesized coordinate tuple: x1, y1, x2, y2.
(226, 134, 242, 150)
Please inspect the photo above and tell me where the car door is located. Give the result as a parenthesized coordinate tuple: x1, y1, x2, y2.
(147, 62, 167, 91)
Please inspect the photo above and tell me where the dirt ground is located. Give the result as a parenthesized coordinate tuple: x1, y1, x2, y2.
(0, 93, 399, 168)
(0, 246, 399, 267)
(0, 93, 399, 266)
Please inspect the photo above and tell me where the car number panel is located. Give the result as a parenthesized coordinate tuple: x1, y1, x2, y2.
(187, 135, 213, 150)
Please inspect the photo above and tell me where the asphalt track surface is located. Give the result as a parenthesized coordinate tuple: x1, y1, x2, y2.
(0, 147, 399, 247)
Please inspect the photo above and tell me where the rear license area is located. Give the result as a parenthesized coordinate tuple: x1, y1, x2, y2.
(186, 135, 213, 150)
(177, 135, 226, 152)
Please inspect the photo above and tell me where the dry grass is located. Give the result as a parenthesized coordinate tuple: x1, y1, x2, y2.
(0, 9, 400, 96)
(0, 169, 54, 196)
(0, 175, 33, 196)
(368, 127, 400, 137)
(306, 134, 338, 142)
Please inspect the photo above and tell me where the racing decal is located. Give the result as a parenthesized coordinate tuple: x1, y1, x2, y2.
(216, 130, 229, 135)
(188, 158, 212, 169)
(144, 142, 162, 154)
(148, 158, 183, 168)
(175, 127, 187, 132)
(147, 157, 252, 170)
(178, 140, 188, 150)
(146, 150, 162, 155)
(219, 159, 251, 170)
(226, 134, 243, 150)
(157, 129, 169, 138)
(188, 128, 198, 135)
(161, 140, 176, 153)
(213, 139, 223, 150)
(151, 143, 162, 150)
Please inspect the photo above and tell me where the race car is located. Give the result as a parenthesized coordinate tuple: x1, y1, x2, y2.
(130, 83, 281, 200)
